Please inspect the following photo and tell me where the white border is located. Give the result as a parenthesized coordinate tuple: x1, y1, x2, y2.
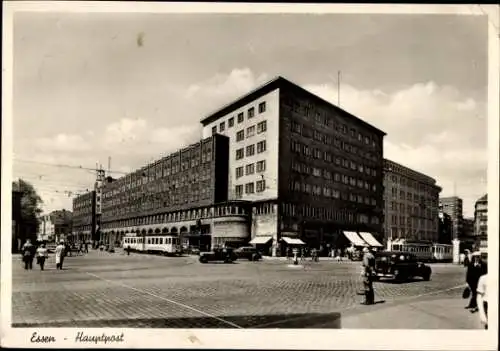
(2, 2, 499, 350)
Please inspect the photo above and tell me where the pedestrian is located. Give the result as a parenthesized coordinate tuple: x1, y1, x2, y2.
(85, 241, 89, 254)
(126, 244, 131, 256)
(476, 262, 488, 329)
(21, 239, 36, 270)
(36, 243, 49, 271)
(465, 252, 484, 312)
(55, 240, 66, 270)
(463, 249, 470, 267)
(361, 246, 376, 305)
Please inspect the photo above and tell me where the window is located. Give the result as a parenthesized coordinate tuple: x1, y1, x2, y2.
(258, 102, 266, 113)
(236, 166, 244, 178)
(246, 144, 255, 156)
(247, 126, 256, 137)
(235, 185, 243, 197)
(212, 126, 217, 135)
(219, 122, 225, 132)
(257, 120, 267, 133)
(313, 148, 322, 159)
(248, 107, 255, 118)
(237, 112, 244, 123)
(228, 117, 234, 128)
(245, 182, 255, 194)
(236, 148, 244, 160)
(312, 167, 321, 177)
(245, 163, 255, 175)
(292, 121, 302, 133)
(256, 180, 266, 192)
(256, 160, 266, 172)
(257, 140, 266, 153)
(236, 130, 245, 141)
(291, 140, 301, 153)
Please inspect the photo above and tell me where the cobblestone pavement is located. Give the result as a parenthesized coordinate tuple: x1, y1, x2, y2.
(12, 250, 469, 328)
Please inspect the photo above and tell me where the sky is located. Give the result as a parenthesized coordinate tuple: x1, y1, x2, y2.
(12, 12, 489, 217)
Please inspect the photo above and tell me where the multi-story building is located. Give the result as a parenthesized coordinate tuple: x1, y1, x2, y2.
(383, 159, 441, 243)
(50, 209, 73, 243)
(474, 194, 487, 250)
(100, 134, 253, 250)
(37, 214, 55, 242)
(439, 196, 463, 240)
(200, 76, 386, 256)
(72, 191, 96, 243)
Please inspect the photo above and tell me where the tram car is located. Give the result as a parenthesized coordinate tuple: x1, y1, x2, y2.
(389, 240, 453, 262)
(122, 233, 181, 256)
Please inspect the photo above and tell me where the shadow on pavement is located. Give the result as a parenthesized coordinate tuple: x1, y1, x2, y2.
(12, 312, 342, 329)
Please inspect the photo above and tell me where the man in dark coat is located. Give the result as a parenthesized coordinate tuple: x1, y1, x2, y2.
(465, 252, 485, 311)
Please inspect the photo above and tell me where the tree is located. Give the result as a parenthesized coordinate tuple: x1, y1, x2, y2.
(12, 179, 43, 250)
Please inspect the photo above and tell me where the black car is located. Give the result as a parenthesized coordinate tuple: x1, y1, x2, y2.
(374, 251, 432, 282)
(199, 247, 237, 263)
(234, 246, 262, 261)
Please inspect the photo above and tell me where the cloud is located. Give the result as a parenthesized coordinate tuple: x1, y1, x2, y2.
(35, 133, 91, 152)
(305, 81, 487, 216)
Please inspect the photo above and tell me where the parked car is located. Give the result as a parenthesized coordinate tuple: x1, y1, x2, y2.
(199, 247, 237, 263)
(374, 251, 432, 282)
(234, 246, 262, 261)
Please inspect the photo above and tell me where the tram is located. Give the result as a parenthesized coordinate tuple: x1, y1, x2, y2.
(389, 240, 453, 262)
(122, 233, 181, 256)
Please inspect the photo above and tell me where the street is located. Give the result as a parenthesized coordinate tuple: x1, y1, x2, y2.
(12, 250, 481, 329)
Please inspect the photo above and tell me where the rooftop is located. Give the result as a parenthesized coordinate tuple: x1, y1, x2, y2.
(199, 76, 386, 136)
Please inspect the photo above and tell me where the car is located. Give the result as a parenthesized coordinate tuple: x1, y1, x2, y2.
(374, 251, 432, 282)
(199, 247, 237, 263)
(234, 246, 262, 261)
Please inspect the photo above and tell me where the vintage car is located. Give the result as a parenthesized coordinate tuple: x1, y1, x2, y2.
(199, 247, 237, 263)
(373, 251, 432, 282)
(234, 246, 262, 261)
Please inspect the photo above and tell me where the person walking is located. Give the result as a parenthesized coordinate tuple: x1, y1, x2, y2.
(361, 246, 376, 305)
(21, 239, 36, 270)
(476, 263, 488, 329)
(84, 241, 89, 254)
(465, 252, 484, 312)
(36, 243, 49, 271)
(55, 240, 66, 270)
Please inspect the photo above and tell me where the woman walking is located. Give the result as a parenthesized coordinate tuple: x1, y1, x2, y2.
(21, 239, 36, 270)
(36, 243, 49, 270)
(55, 240, 66, 270)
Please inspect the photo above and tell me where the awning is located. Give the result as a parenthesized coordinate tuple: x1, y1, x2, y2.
(249, 236, 272, 245)
(281, 237, 306, 245)
(359, 232, 383, 247)
(343, 231, 368, 247)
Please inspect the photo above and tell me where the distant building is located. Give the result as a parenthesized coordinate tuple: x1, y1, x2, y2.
(438, 211, 453, 244)
(37, 214, 55, 242)
(383, 159, 441, 243)
(439, 196, 463, 240)
(201, 76, 386, 255)
(72, 191, 96, 243)
(50, 209, 73, 242)
(474, 194, 487, 250)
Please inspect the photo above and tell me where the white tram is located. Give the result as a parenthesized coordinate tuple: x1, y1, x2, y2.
(122, 233, 181, 256)
(389, 240, 453, 262)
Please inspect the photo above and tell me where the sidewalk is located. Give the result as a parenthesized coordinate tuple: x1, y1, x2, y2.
(341, 297, 484, 329)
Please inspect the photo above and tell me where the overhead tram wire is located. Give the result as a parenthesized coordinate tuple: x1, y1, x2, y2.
(13, 159, 130, 175)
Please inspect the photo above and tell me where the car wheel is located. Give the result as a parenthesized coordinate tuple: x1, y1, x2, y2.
(199, 257, 207, 263)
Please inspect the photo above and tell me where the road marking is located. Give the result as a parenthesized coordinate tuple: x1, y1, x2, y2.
(85, 272, 243, 329)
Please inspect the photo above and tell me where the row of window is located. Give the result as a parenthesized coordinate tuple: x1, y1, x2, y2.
(283, 97, 380, 148)
(289, 180, 378, 206)
(212, 102, 267, 135)
(234, 180, 267, 196)
(102, 205, 251, 229)
(236, 160, 266, 178)
(389, 215, 438, 229)
(388, 188, 436, 205)
(235, 140, 267, 160)
(235, 121, 268, 141)
(282, 202, 381, 225)
(291, 161, 378, 191)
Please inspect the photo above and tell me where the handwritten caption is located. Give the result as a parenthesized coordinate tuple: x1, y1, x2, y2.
(31, 331, 125, 345)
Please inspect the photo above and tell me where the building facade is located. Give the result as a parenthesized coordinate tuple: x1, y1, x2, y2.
(383, 159, 441, 243)
(201, 76, 386, 255)
(37, 214, 55, 242)
(100, 134, 248, 249)
(439, 196, 463, 240)
(50, 209, 73, 243)
(72, 191, 96, 243)
(474, 194, 487, 250)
